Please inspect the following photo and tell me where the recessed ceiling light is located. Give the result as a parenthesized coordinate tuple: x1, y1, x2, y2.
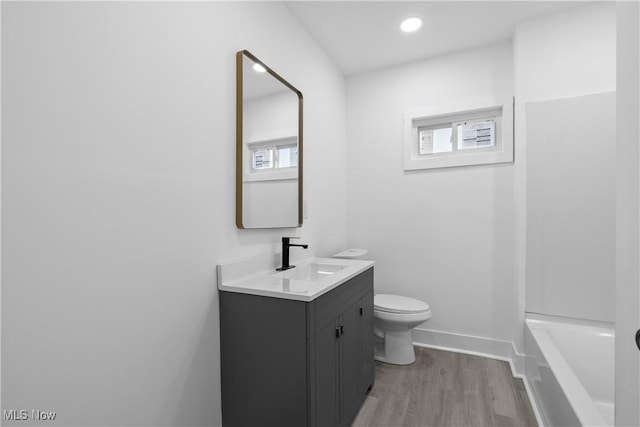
(400, 17, 422, 33)
(253, 63, 267, 73)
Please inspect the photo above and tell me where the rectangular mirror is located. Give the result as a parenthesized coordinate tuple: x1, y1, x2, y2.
(236, 50, 303, 229)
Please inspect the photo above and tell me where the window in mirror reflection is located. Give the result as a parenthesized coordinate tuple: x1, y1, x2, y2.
(278, 145, 298, 168)
(248, 136, 298, 177)
(252, 148, 273, 170)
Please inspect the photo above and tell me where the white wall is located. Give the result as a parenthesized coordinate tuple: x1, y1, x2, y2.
(615, 2, 640, 425)
(244, 91, 298, 143)
(1, 2, 347, 426)
(347, 42, 518, 344)
(513, 3, 616, 102)
(243, 180, 298, 228)
(514, 3, 617, 323)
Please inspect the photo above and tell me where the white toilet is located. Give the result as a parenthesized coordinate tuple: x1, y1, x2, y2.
(333, 248, 432, 365)
(373, 294, 431, 365)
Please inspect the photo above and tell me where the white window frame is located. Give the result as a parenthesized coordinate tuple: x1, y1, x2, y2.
(404, 101, 513, 170)
(244, 135, 298, 182)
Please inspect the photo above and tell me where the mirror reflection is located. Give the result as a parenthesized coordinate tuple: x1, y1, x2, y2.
(237, 50, 303, 229)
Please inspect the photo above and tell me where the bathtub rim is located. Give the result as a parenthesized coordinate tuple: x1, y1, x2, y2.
(525, 313, 614, 427)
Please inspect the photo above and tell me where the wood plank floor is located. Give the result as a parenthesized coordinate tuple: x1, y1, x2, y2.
(353, 347, 537, 427)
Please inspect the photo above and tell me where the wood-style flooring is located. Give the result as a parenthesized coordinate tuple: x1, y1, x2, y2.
(353, 347, 537, 427)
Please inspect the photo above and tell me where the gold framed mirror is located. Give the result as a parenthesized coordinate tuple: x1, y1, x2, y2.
(236, 50, 303, 229)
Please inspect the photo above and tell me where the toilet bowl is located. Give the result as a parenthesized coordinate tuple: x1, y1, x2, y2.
(374, 294, 431, 365)
(332, 248, 432, 366)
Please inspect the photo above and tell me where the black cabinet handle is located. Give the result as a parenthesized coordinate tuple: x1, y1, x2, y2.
(360, 307, 364, 315)
(636, 329, 640, 351)
(336, 327, 341, 338)
(340, 325, 344, 335)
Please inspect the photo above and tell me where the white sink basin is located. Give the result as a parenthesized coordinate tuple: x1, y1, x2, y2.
(281, 263, 346, 281)
(218, 255, 374, 301)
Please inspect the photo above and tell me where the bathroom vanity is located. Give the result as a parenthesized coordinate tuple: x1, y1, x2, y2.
(218, 256, 374, 427)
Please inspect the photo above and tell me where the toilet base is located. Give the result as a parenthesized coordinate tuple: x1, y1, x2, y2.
(374, 330, 416, 365)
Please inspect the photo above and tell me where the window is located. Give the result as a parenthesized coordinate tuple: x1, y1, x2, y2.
(252, 148, 274, 170)
(245, 136, 298, 182)
(418, 125, 452, 154)
(250, 144, 297, 172)
(404, 102, 513, 170)
(456, 119, 495, 150)
(276, 144, 298, 168)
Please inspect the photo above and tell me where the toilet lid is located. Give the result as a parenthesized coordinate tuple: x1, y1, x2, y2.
(333, 248, 368, 259)
(374, 294, 430, 314)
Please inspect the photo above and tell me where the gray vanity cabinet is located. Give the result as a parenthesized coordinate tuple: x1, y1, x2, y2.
(357, 291, 374, 397)
(219, 267, 374, 427)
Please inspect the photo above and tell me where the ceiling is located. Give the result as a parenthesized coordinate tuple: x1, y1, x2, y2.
(285, 1, 588, 76)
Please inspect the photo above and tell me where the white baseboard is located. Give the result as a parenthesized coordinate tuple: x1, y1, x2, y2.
(411, 327, 545, 427)
(523, 376, 547, 427)
(411, 327, 525, 376)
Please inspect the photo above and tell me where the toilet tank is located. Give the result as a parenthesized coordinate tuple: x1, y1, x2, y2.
(333, 248, 368, 260)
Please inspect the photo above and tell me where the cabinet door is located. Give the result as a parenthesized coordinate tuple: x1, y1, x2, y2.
(314, 320, 340, 427)
(358, 291, 374, 395)
(339, 302, 360, 426)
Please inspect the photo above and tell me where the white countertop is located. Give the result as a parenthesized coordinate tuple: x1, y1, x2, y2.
(217, 255, 374, 302)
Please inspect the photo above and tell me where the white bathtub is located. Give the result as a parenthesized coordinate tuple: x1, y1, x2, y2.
(525, 314, 615, 427)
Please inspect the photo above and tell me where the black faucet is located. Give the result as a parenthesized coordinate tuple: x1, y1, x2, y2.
(277, 237, 308, 271)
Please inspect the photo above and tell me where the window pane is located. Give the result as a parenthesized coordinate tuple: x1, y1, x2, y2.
(253, 148, 273, 170)
(457, 119, 495, 150)
(278, 145, 298, 168)
(419, 127, 452, 154)
(433, 128, 453, 153)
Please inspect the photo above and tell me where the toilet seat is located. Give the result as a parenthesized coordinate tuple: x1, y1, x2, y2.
(374, 294, 430, 314)
(374, 309, 432, 324)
